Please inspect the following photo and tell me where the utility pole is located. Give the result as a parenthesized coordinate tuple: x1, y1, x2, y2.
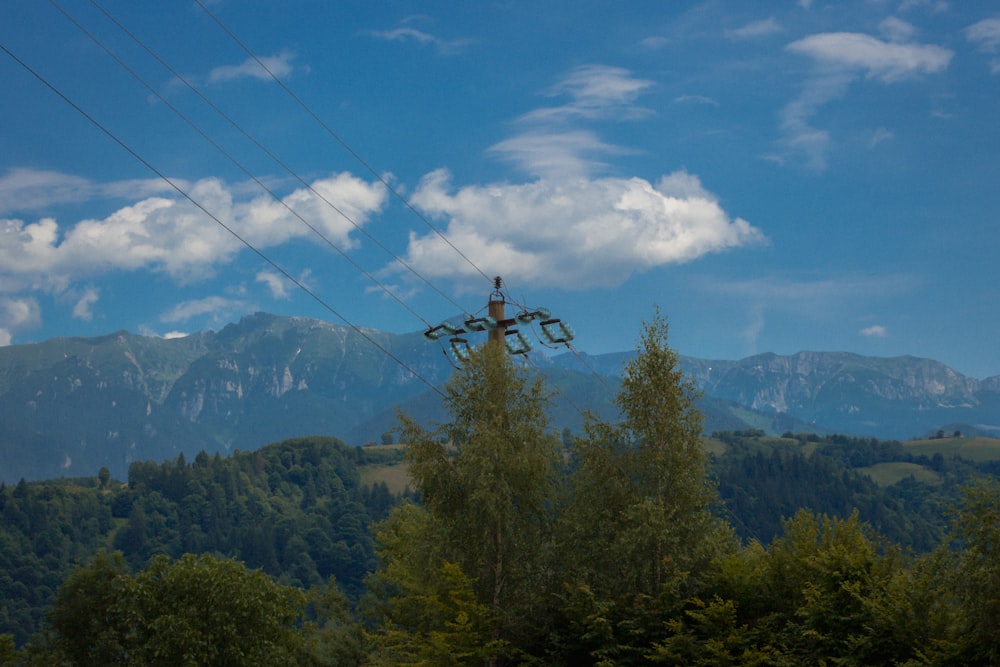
(488, 276, 507, 347)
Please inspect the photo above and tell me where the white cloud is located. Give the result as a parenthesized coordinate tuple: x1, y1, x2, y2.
(779, 32, 952, 168)
(71, 287, 100, 321)
(640, 36, 670, 50)
(673, 94, 719, 106)
(787, 32, 952, 82)
(0, 172, 387, 291)
(0, 296, 41, 345)
(869, 127, 895, 148)
(519, 65, 655, 125)
(0, 168, 182, 216)
(726, 18, 783, 40)
(861, 324, 888, 337)
(397, 169, 765, 290)
(899, 0, 948, 14)
(966, 18, 1000, 73)
(778, 72, 851, 170)
(494, 66, 656, 180)
(367, 24, 471, 54)
(967, 18, 1000, 51)
(489, 131, 633, 181)
(159, 296, 248, 323)
(256, 270, 290, 299)
(879, 17, 918, 43)
(163, 331, 190, 339)
(0, 168, 93, 213)
(207, 51, 296, 83)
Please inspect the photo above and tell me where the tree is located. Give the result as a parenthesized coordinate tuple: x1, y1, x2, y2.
(47, 550, 130, 666)
(563, 310, 727, 600)
(98, 466, 111, 490)
(950, 479, 1000, 664)
(47, 552, 309, 666)
(376, 342, 563, 660)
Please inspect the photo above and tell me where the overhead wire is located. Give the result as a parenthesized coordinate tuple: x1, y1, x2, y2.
(48, 0, 432, 329)
(0, 40, 446, 400)
(190, 0, 496, 288)
(31, 3, 621, 403)
(85, 0, 472, 319)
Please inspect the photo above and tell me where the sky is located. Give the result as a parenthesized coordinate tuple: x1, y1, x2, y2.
(1, 1, 999, 379)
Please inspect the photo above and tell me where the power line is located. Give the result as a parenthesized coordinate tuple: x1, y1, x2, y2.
(86, 0, 472, 318)
(49, 0, 432, 329)
(0, 40, 446, 400)
(191, 0, 495, 288)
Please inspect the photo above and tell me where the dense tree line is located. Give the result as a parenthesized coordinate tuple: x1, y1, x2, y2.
(712, 430, 992, 550)
(3, 313, 1000, 664)
(0, 437, 400, 645)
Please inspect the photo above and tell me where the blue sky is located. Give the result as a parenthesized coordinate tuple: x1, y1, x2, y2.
(1, 1, 999, 378)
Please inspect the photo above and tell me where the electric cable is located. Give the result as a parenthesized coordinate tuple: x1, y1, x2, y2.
(48, 0, 432, 329)
(86, 0, 472, 318)
(0, 40, 446, 400)
(191, 0, 495, 288)
(565, 342, 620, 398)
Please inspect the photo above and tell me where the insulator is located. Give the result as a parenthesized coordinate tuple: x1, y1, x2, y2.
(540, 319, 574, 345)
(515, 307, 552, 325)
(463, 316, 497, 332)
(505, 328, 532, 355)
(449, 336, 471, 363)
(424, 321, 465, 341)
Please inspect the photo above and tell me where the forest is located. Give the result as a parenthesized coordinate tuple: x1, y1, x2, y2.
(2, 314, 1000, 665)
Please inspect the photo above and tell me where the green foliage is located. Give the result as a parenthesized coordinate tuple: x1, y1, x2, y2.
(366, 504, 502, 665)
(0, 436, 403, 643)
(554, 311, 731, 660)
(47, 552, 308, 666)
(388, 343, 563, 650)
(12, 312, 1000, 664)
(949, 478, 1000, 665)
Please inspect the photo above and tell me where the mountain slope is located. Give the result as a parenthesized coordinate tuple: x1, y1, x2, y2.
(1, 313, 997, 482)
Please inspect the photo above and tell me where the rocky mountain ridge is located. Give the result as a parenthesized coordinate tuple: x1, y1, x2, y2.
(1, 312, 997, 482)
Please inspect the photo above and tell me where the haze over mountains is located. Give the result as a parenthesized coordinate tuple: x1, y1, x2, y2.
(1, 312, 998, 483)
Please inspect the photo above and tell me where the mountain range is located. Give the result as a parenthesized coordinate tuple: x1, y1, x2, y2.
(1, 312, 998, 483)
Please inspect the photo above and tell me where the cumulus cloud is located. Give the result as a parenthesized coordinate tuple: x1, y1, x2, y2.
(489, 131, 634, 181)
(780, 32, 952, 168)
(400, 63, 764, 289)
(208, 51, 296, 83)
(0, 172, 387, 292)
(879, 17, 918, 43)
(0, 168, 176, 215)
(396, 169, 765, 290)
(0, 296, 41, 346)
(861, 324, 888, 337)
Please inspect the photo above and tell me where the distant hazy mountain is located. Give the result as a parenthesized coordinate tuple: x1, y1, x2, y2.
(1, 313, 997, 482)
